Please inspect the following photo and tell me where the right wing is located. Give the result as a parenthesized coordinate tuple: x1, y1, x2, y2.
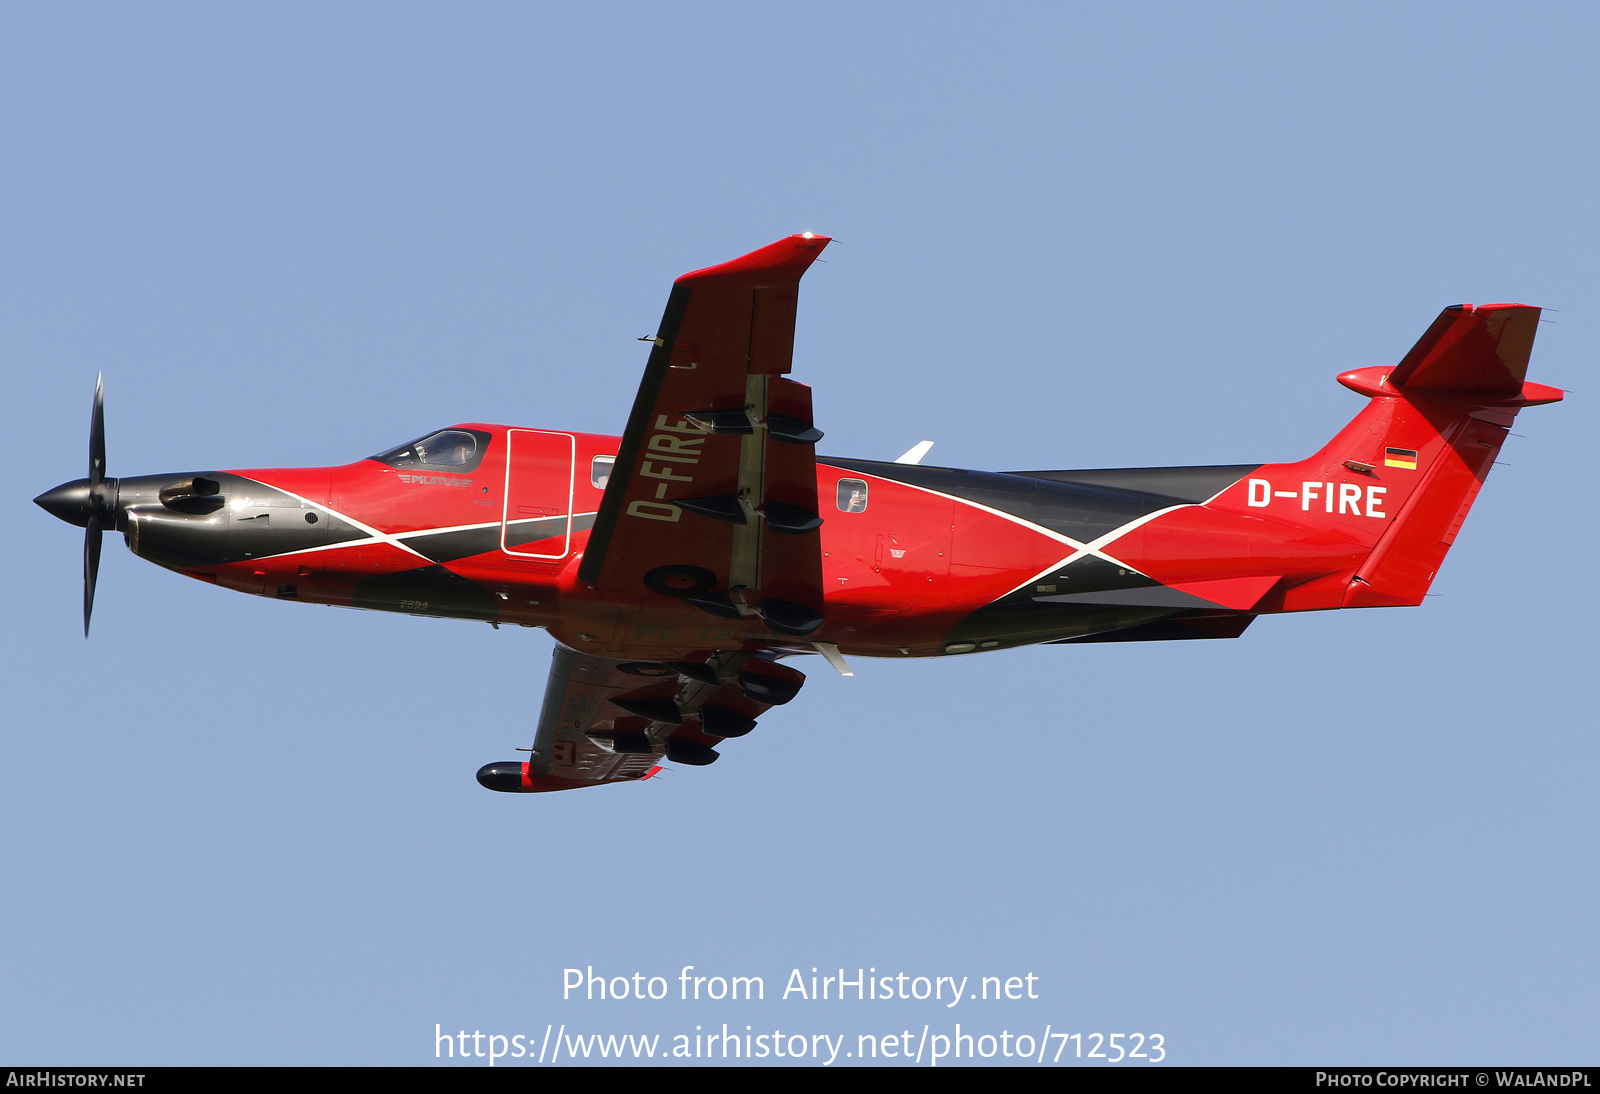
(576, 234, 831, 640)
(476, 644, 805, 793)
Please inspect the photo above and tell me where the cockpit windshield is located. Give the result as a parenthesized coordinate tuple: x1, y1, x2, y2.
(370, 428, 491, 472)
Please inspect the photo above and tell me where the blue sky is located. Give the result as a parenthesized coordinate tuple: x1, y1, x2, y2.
(2, 3, 1595, 1066)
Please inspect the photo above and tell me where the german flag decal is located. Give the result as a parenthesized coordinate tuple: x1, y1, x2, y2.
(1384, 447, 1418, 470)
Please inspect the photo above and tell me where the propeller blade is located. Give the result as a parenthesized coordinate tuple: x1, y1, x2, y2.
(84, 514, 102, 636)
(89, 373, 106, 486)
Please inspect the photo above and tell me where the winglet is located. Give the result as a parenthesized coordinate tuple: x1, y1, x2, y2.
(677, 233, 831, 287)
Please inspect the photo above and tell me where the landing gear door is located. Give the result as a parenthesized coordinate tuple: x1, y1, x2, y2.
(502, 429, 575, 559)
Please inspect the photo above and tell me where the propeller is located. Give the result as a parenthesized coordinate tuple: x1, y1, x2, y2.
(84, 374, 107, 635)
(35, 376, 119, 635)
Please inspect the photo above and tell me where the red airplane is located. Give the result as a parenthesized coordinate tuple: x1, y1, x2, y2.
(36, 234, 1564, 794)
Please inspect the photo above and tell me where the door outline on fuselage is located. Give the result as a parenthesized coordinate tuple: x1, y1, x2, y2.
(501, 429, 576, 560)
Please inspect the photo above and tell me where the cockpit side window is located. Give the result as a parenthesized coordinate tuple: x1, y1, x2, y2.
(371, 428, 492, 473)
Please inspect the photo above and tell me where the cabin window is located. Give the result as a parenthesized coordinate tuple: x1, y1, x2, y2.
(837, 478, 868, 513)
(591, 455, 615, 489)
(414, 431, 477, 466)
(371, 428, 490, 472)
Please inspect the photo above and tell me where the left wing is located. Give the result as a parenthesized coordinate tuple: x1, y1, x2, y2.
(576, 234, 831, 640)
(476, 644, 805, 793)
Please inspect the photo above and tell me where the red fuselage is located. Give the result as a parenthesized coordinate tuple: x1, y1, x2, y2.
(107, 415, 1428, 664)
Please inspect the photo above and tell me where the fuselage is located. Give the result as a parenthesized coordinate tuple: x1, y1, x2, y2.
(101, 421, 1386, 662)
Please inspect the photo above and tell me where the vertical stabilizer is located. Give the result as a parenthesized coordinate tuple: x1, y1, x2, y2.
(1210, 304, 1561, 610)
(1334, 303, 1560, 607)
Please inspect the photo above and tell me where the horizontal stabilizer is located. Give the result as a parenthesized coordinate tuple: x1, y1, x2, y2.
(1052, 614, 1255, 644)
(1034, 575, 1277, 611)
(1387, 303, 1541, 398)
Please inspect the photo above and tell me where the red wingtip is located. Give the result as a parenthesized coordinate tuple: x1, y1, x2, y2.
(676, 234, 831, 286)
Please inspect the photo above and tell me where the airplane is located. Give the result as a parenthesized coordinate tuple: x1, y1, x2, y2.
(35, 234, 1564, 794)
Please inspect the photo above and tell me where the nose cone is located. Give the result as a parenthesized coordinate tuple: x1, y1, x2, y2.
(34, 479, 94, 527)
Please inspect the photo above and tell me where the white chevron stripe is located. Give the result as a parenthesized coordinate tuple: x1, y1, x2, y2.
(996, 504, 1193, 600)
(838, 466, 1183, 594)
(237, 478, 598, 566)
